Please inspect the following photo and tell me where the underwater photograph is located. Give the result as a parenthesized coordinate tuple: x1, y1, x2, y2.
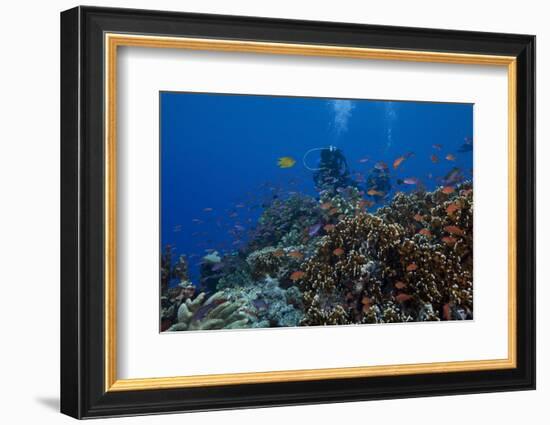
(160, 92, 474, 332)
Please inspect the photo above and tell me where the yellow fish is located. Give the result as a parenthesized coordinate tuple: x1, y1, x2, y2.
(277, 156, 296, 168)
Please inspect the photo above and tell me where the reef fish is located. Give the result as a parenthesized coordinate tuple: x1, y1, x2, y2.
(203, 207, 214, 212)
(444, 225, 464, 236)
(432, 144, 443, 150)
(441, 186, 455, 194)
(290, 271, 305, 281)
(358, 157, 370, 163)
(406, 263, 418, 271)
(277, 156, 296, 168)
(418, 228, 432, 236)
(446, 203, 460, 215)
(320, 202, 333, 210)
(288, 251, 304, 260)
(394, 281, 407, 290)
(445, 154, 456, 161)
(413, 213, 424, 222)
(442, 167, 464, 186)
(253, 298, 268, 310)
(333, 248, 345, 256)
(396, 293, 413, 303)
(441, 236, 457, 245)
(358, 199, 374, 209)
(393, 156, 406, 169)
(443, 303, 452, 320)
(403, 177, 420, 185)
(308, 223, 322, 236)
(430, 154, 439, 163)
(367, 188, 385, 197)
(323, 224, 336, 232)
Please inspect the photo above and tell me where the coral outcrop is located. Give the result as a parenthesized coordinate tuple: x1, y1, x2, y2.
(167, 291, 251, 331)
(248, 194, 323, 250)
(299, 182, 473, 326)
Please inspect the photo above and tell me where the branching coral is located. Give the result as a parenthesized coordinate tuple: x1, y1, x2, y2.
(299, 183, 473, 326)
(167, 291, 251, 331)
(245, 244, 316, 288)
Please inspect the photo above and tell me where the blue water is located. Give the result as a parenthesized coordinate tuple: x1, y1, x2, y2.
(161, 92, 473, 283)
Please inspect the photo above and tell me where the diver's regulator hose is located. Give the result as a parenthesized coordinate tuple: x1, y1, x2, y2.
(302, 146, 336, 171)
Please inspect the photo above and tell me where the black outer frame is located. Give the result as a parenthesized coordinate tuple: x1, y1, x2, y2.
(60, 5, 535, 419)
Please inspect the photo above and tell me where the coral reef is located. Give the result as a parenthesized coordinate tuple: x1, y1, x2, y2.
(248, 194, 323, 250)
(221, 276, 304, 328)
(299, 182, 473, 326)
(161, 182, 473, 331)
(163, 276, 303, 331)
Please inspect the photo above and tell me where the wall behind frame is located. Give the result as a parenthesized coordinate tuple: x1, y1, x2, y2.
(0, 0, 543, 424)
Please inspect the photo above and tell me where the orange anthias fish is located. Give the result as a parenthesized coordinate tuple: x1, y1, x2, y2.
(444, 225, 464, 236)
(445, 154, 456, 161)
(441, 236, 457, 245)
(446, 203, 460, 215)
(333, 248, 345, 256)
(395, 281, 407, 290)
(443, 303, 452, 320)
(320, 202, 333, 210)
(406, 263, 418, 271)
(358, 199, 374, 209)
(418, 228, 432, 236)
(393, 156, 406, 169)
(323, 224, 336, 232)
(289, 271, 305, 281)
(413, 213, 424, 222)
(430, 154, 439, 163)
(367, 189, 385, 197)
(273, 249, 286, 258)
(396, 293, 413, 303)
(288, 251, 304, 260)
(329, 207, 340, 215)
(441, 186, 455, 194)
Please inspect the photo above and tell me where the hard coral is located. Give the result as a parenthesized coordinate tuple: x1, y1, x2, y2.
(299, 184, 473, 326)
(168, 291, 251, 331)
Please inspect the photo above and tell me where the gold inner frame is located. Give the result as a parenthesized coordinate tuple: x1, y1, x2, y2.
(104, 33, 518, 392)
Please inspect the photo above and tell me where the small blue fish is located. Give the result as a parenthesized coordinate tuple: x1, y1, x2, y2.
(308, 223, 322, 237)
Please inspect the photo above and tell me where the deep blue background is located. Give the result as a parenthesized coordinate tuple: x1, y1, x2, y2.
(161, 92, 473, 281)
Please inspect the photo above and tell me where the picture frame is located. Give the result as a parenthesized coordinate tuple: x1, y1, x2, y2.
(60, 5, 535, 419)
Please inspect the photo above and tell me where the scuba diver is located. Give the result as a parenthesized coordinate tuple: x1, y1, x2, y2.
(304, 146, 355, 194)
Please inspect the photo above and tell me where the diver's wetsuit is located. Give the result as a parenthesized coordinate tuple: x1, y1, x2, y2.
(313, 147, 354, 193)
